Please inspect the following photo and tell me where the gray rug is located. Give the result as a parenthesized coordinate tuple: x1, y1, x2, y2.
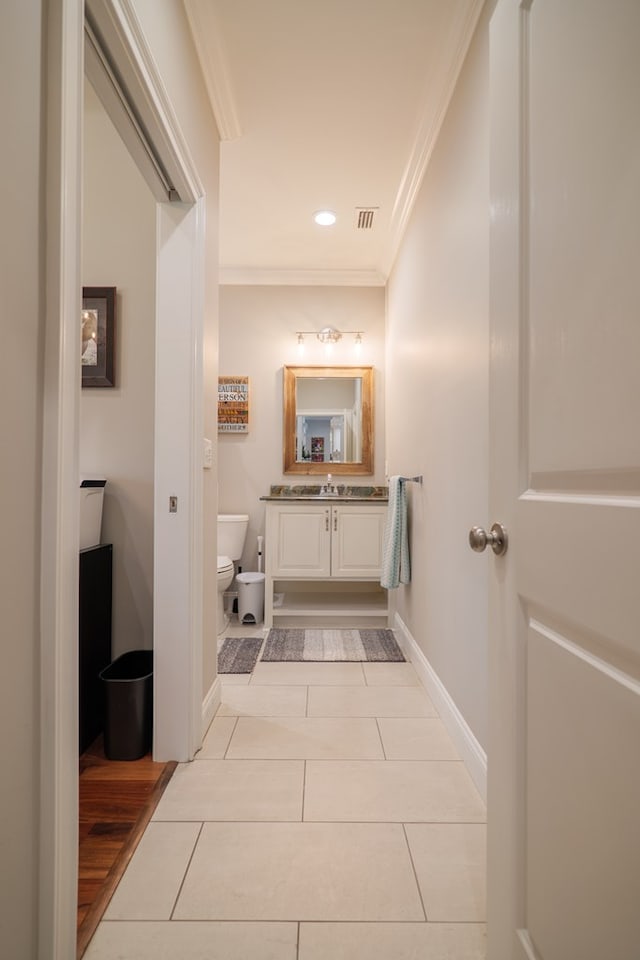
(261, 628, 405, 663)
(218, 637, 263, 674)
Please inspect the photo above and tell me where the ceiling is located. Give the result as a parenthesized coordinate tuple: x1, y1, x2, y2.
(184, 0, 484, 286)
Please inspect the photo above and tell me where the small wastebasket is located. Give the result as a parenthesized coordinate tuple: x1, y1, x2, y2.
(236, 571, 265, 625)
(100, 650, 153, 760)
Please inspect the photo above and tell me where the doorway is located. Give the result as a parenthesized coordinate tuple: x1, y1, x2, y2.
(43, 4, 209, 956)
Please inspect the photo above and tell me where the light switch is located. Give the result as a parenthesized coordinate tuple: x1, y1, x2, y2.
(203, 437, 213, 469)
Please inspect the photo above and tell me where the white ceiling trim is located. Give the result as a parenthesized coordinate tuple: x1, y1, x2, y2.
(220, 267, 386, 288)
(385, 0, 486, 273)
(183, 0, 242, 141)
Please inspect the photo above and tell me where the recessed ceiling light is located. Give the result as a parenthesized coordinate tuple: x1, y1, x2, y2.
(314, 210, 336, 226)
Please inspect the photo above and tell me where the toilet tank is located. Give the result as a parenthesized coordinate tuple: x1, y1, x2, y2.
(217, 514, 249, 561)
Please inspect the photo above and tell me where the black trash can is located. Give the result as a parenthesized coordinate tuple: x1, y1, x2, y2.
(100, 650, 153, 760)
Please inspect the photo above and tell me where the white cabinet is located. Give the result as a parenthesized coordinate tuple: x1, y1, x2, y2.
(268, 503, 386, 579)
(268, 505, 332, 578)
(330, 504, 387, 577)
(264, 501, 388, 627)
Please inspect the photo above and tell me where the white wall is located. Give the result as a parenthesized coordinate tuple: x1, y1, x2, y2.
(0, 6, 44, 953)
(219, 285, 386, 570)
(81, 80, 156, 657)
(386, 4, 493, 749)
(131, 0, 220, 695)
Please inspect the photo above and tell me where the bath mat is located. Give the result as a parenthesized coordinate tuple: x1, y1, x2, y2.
(261, 628, 405, 663)
(218, 637, 263, 674)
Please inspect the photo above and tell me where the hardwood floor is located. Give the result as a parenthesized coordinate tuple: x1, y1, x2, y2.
(77, 737, 176, 957)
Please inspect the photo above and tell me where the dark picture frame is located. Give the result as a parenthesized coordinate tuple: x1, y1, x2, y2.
(81, 287, 116, 387)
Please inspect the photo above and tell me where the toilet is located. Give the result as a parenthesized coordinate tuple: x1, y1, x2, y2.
(217, 514, 249, 635)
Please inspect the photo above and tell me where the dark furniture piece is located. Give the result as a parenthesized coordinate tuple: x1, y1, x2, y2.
(79, 544, 112, 754)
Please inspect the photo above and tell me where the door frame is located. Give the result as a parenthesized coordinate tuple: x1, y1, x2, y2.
(84, 0, 207, 759)
(487, 1, 530, 955)
(40, 3, 84, 955)
(41, 1, 206, 954)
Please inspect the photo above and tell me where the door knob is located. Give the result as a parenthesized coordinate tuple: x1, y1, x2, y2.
(469, 522, 508, 556)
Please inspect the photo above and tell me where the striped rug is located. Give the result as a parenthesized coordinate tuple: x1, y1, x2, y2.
(218, 637, 263, 674)
(261, 628, 404, 663)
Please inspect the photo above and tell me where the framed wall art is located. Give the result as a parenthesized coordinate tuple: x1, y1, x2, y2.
(218, 376, 249, 433)
(82, 286, 116, 387)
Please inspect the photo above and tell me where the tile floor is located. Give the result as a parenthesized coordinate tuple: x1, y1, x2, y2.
(84, 623, 487, 959)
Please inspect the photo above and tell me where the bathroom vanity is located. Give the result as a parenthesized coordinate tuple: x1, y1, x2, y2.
(261, 486, 388, 627)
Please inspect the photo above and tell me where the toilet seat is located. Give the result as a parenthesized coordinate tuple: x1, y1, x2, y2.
(217, 555, 234, 577)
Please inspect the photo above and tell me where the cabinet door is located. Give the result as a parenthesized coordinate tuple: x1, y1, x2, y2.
(331, 505, 386, 578)
(267, 504, 331, 577)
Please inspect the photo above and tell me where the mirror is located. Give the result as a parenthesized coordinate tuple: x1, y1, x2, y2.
(283, 365, 373, 475)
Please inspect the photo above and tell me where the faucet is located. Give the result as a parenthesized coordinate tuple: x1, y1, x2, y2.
(320, 473, 338, 495)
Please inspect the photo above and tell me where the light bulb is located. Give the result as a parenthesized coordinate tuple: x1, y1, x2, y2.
(314, 210, 336, 226)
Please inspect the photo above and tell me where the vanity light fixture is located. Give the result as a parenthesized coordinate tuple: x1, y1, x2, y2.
(295, 326, 365, 348)
(316, 325, 342, 344)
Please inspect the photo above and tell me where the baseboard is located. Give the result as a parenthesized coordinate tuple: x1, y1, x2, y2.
(201, 676, 222, 740)
(393, 613, 487, 802)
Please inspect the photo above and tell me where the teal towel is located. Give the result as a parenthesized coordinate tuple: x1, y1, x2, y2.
(380, 476, 410, 589)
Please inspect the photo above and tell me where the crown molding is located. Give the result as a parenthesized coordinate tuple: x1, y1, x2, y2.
(385, 0, 486, 273)
(219, 267, 387, 287)
(183, 0, 242, 141)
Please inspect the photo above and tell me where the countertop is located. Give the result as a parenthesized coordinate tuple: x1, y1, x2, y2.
(260, 484, 388, 502)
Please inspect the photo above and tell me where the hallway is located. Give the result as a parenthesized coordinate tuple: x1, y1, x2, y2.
(84, 625, 486, 959)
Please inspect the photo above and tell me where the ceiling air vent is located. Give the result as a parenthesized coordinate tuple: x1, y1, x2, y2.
(355, 207, 378, 229)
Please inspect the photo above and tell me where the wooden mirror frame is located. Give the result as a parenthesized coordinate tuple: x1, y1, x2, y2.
(283, 365, 374, 475)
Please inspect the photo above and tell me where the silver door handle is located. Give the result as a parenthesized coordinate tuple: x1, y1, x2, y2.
(469, 522, 508, 556)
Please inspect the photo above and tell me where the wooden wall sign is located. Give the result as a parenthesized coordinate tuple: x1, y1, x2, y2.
(218, 376, 249, 433)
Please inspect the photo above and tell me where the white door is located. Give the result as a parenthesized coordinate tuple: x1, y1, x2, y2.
(488, 2, 640, 959)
